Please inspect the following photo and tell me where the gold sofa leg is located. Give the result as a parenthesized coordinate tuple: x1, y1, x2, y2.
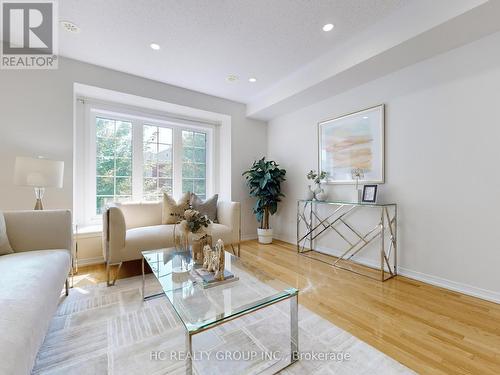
(106, 262, 123, 287)
(230, 243, 241, 257)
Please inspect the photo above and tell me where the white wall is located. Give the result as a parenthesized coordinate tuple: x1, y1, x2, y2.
(0, 57, 266, 240)
(267, 31, 500, 302)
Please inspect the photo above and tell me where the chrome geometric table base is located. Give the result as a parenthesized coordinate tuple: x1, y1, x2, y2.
(297, 200, 398, 282)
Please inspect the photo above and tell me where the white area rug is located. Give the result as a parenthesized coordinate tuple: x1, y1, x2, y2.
(32, 275, 413, 374)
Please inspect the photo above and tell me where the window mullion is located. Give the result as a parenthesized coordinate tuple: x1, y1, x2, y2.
(132, 121, 143, 201)
(173, 128, 183, 199)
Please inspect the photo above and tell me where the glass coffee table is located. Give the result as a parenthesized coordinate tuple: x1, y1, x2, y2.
(141, 247, 299, 375)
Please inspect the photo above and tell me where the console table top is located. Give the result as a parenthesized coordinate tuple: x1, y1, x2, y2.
(297, 199, 396, 207)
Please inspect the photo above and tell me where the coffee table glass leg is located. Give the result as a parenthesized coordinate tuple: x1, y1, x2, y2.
(141, 257, 145, 300)
(185, 331, 193, 374)
(291, 293, 299, 363)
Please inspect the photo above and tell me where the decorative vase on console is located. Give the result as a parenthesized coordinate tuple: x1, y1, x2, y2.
(351, 168, 365, 203)
(307, 170, 328, 201)
(305, 185, 314, 200)
(314, 183, 327, 201)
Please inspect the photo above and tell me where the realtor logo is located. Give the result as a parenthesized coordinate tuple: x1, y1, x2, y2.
(1, 0, 58, 69)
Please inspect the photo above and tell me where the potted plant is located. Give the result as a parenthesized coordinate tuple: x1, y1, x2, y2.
(242, 157, 286, 244)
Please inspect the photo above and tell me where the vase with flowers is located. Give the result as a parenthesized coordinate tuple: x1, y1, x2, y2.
(306, 170, 328, 201)
(175, 209, 212, 264)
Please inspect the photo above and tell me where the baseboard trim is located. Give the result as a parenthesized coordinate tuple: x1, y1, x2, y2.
(241, 234, 258, 241)
(397, 267, 500, 304)
(77, 256, 105, 266)
(273, 233, 500, 304)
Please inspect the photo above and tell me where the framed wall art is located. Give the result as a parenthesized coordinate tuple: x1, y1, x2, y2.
(318, 104, 385, 184)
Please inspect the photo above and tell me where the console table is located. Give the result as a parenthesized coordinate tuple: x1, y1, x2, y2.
(297, 200, 397, 281)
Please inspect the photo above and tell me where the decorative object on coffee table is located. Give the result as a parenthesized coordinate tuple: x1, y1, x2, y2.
(306, 170, 328, 201)
(214, 239, 226, 281)
(192, 234, 212, 265)
(203, 244, 212, 270)
(174, 208, 211, 253)
(242, 157, 286, 244)
(200, 240, 226, 280)
(199, 241, 236, 287)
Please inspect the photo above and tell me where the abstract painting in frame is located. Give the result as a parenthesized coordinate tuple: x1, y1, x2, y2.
(318, 104, 385, 184)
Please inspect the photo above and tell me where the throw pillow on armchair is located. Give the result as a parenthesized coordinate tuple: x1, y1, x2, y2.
(190, 193, 218, 222)
(161, 192, 191, 224)
(0, 212, 13, 255)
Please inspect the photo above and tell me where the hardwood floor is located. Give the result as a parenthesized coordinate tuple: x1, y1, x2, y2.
(74, 240, 500, 374)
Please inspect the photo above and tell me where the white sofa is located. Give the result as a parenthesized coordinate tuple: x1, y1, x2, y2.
(0, 210, 72, 375)
(103, 201, 241, 285)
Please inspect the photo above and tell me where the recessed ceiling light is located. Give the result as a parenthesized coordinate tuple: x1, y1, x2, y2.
(322, 23, 334, 32)
(226, 74, 239, 82)
(60, 20, 80, 33)
(363, 116, 369, 119)
(150, 43, 160, 50)
(248, 77, 257, 83)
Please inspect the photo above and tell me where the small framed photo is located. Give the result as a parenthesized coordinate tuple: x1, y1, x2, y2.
(362, 185, 378, 203)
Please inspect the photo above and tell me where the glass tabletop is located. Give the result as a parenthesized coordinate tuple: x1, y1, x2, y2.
(298, 199, 396, 207)
(142, 247, 298, 333)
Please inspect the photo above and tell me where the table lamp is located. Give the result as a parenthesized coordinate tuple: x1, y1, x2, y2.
(14, 156, 64, 210)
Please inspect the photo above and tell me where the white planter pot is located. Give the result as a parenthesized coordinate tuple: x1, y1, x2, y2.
(257, 228, 273, 244)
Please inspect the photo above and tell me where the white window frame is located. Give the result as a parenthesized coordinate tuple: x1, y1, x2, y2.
(80, 102, 215, 225)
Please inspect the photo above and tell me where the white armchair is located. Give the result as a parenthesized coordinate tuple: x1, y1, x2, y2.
(0, 210, 72, 375)
(102, 201, 241, 286)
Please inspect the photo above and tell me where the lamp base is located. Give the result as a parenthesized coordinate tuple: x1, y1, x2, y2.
(34, 187, 45, 210)
(34, 199, 44, 210)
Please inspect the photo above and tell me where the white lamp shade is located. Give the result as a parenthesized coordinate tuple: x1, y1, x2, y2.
(14, 157, 64, 188)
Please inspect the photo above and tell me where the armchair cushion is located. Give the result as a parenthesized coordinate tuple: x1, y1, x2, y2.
(161, 192, 190, 224)
(210, 223, 233, 245)
(0, 212, 13, 255)
(122, 225, 176, 261)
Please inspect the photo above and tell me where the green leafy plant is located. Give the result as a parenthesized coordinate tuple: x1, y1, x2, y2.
(306, 170, 328, 184)
(242, 157, 286, 229)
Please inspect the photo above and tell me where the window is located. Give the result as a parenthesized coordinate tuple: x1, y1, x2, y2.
(84, 109, 213, 222)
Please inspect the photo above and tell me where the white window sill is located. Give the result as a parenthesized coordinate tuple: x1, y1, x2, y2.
(75, 224, 103, 238)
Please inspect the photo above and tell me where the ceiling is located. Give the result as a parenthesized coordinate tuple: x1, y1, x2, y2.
(59, 0, 499, 120)
(59, 0, 410, 103)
